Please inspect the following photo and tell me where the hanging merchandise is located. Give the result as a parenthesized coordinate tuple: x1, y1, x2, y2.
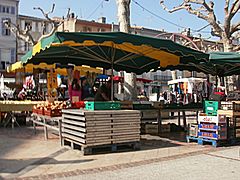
(47, 71, 58, 97)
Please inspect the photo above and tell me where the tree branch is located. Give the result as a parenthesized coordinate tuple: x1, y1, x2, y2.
(230, 21, 240, 35)
(3, 20, 36, 45)
(229, 0, 240, 19)
(160, 0, 223, 38)
(34, 4, 71, 41)
(233, 45, 240, 51)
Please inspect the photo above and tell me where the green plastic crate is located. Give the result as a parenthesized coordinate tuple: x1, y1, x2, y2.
(133, 104, 152, 110)
(85, 101, 121, 110)
(204, 101, 218, 116)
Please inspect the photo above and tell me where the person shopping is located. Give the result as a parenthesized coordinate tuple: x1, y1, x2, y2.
(68, 78, 81, 102)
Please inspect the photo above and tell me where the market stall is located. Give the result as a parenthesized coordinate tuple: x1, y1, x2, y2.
(8, 31, 209, 153)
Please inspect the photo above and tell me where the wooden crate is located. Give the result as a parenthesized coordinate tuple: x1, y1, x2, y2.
(61, 109, 141, 152)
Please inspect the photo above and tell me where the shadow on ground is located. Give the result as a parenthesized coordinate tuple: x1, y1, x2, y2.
(0, 148, 94, 174)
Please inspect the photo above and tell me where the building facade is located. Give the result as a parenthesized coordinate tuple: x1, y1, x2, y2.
(18, 15, 52, 59)
(0, 0, 18, 72)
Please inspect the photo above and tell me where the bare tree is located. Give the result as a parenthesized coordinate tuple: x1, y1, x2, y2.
(160, 0, 240, 52)
(3, 4, 70, 45)
(3, 20, 36, 45)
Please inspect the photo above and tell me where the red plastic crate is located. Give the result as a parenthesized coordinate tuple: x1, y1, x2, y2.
(44, 109, 62, 117)
(32, 108, 38, 114)
(37, 109, 44, 115)
(72, 101, 85, 109)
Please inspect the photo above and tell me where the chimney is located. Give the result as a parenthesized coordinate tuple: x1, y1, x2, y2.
(98, 17, 106, 24)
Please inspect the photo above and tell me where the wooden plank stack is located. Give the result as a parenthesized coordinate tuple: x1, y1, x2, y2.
(61, 109, 141, 153)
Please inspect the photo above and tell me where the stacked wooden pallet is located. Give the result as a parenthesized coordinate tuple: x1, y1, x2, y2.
(61, 109, 141, 150)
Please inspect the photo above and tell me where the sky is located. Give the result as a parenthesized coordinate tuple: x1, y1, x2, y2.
(18, 0, 235, 39)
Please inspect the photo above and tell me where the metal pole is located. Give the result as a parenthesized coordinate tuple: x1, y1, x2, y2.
(111, 62, 114, 101)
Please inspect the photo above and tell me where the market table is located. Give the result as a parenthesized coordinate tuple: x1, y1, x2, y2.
(31, 113, 63, 145)
(0, 101, 44, 128)
(156, 107, 202, 134)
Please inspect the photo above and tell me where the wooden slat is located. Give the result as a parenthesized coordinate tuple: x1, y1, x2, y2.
(63, 128, 86, 138)
(85, 117, 140, 121)
(62, 109, 85, 116)
(62, 133, 86, 144)
(62, 114, 86, 121)
(62, 123, 86, 133)
(86, 122, 140, 126)
(62, 119, 86, 127)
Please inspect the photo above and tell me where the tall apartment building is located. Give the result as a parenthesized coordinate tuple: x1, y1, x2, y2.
(0, 0, 18, 72)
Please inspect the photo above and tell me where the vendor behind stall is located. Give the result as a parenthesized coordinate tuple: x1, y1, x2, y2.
(94, 81, 111, 101)
(68, 78, 81, 102)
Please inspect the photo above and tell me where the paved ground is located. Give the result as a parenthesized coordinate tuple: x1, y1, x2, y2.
(57, 147, 240, 180)
(0, 116, 239, 180)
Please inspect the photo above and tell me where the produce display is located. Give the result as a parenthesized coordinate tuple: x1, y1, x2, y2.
(33, 101, 67, 117)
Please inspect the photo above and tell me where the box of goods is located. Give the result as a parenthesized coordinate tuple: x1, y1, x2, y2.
(120, 101, 133, 109)
(236, 129, 240, 138)
(37, 108, 44, 115)
(198, 131, 218, 139)
(198, 115, 219, 124)
(153, 101, 164, 109)
(85, 101, 121, 110)
(145, 123, 158, 135)
(72, 101, 85, 109)
(44, 109, 62, 117)
(204, 101, 218, 116)
(233, 102, 240, 112)
(198, 123, 218, 130)
(220, 101, 233, 110)
(218, 115, 226, 123)
(32, 107, 38, 114)
(188, 123, 198, 137)
(133, 103, 152, 110)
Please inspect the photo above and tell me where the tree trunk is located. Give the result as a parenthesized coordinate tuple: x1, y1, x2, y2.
(117, 0, 137, 100)
(117, 0, 131, 33)
(223, 38, 235, 92)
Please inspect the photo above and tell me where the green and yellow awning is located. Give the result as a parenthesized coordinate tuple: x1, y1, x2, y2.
(15, 32, 209, 75)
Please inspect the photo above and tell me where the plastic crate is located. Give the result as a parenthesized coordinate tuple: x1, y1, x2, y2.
(44, 109, 62, 117)
(85, 101, 121, 110)
(220, 101, 233, 110)
(204, 101, 218, 116)
(37, 109, 44, 115)
(133, 104, 152, 110)
(198, 131, 218, 139)
(72, 101, 85, 109)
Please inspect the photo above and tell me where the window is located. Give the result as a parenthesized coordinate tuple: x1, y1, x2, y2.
(2, 18, 11, 36)
(6, 6, 9, 13)
(0, 6, 2, 13)
(2, 6, 5, 13)
(1, 61, 5, 70)
(11, 48, 15, 63)
(11, 7, 15, 14)
(25, 22, 31, 31)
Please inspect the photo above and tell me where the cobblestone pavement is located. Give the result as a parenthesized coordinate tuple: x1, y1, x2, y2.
(0, 125, 238, 180)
